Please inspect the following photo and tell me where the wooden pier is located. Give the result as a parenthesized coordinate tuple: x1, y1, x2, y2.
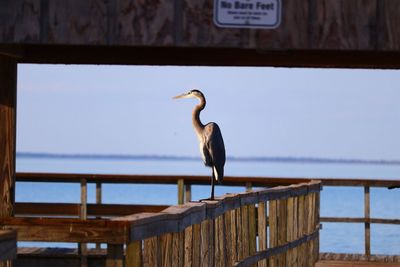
(0, 173, 399, 266)
(1, 175, 322, 266)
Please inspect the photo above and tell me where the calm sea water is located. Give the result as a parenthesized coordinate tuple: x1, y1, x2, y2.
(16, 157, 400, 255)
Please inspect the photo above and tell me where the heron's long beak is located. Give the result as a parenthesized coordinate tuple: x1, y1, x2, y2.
(173, 93, 187, 100)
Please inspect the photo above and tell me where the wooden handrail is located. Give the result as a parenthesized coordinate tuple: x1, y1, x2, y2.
(14, 203, 169, 217)
(16, 172, 400, 188)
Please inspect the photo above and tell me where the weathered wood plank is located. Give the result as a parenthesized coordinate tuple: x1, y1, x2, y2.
(0, 230, 16, 261)
(14, 202, 168, 217)
(0, 56, 17, 218)
(241, 205, 250, 260)
(377, 0, 400, 50)
(183, 0, 242, 47)
(177, 179, 184, 205)
(14, 173, 398, 188)
(185, 184, 191, 203)
(248, 204, 257, 260)
(1, 217, 128, 244)
(268, 200, 277, 267)
(126, 240, 142, 267)
(313, 0, 377, 49)
(286, 197, 294, 266)
(255, 0, 309, 49)
(0, 0, 40, 43)
(364, 186, 371, 256)
(106, 244, 123, 267)
(316, 260, 400, 267)
(200, 220, 210, 266)
(171, 231, 184, 267)
(224, 210, 233, 267)
(47, 0, 109, 44)
(192, 224, 201, 267)
(143, 236, 161, 267)
(161, 233, 173, 267)
(184, 225, 193, 267)
(257, 201, 267, 267)
(115, 0, 174, 46)
(230, 208, 238, 264)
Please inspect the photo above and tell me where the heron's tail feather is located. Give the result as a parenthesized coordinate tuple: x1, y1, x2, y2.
(213, 166, 224, 184)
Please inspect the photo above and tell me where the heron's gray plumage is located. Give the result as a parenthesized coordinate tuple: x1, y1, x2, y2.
(174, 89, 226, 199)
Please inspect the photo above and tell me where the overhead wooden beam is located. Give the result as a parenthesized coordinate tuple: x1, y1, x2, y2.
(0, 55, 17, 218)
(2, 44, 400, 68)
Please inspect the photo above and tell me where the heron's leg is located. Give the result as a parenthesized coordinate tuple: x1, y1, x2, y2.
(210, 171, 215, 200)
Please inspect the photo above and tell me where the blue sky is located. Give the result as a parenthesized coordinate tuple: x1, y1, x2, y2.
(16, 64, 400, 160)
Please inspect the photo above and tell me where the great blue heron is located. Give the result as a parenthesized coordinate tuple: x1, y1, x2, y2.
(173, 90, 226, 200)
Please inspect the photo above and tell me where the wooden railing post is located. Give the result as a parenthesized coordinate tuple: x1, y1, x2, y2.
(126, 240, 142, 267)
(79, 178, 88, 267)
(96, 182, 102, 249)
(185, 184, 191, 203)
(178, 179, 184, 205)
(246, 182, 252, 192)
(106, 244, 124, 267)
(364, 186, 371, 256)
(0, 56, 17, 219)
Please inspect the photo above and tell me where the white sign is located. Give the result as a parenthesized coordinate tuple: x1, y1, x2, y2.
(214, 0, 281, 29)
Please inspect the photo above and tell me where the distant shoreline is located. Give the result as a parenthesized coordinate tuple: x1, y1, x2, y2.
(17, 152, 400, 165)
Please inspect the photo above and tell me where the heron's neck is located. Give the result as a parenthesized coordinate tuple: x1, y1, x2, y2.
(192, 96, 206, 136)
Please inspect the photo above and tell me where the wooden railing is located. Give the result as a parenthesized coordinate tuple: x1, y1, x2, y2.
(3, 176, 322, 267)
(14, 172, 400, 262)
(0, 230, 16, 263)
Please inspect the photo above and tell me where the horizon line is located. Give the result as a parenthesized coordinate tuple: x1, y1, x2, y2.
(16, 152, 400, 165)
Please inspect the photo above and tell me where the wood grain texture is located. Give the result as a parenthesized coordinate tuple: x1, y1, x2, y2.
(47, 0, 108, 44)
(116, 0, 174, 45)
(106, 244, 123, 267)
(257, 202, 267, 267)
(200, 220, 210, 266)
(0, 230, 16, 261)
(143, 236, 161, 267)
(184, 226, 193, 267)
(126, 240, 142, 267)
(0, 56, 17, 218)
(377, 0, 400, 50)
(314, 0, 377, 49)
(0, 0, 40, 43)
(1, 217, 128, 244)
(182, 0, 242, 47)
(161, 233, 173, 267)
(171, 231, 184, 267)
(255, 0, 309, 49)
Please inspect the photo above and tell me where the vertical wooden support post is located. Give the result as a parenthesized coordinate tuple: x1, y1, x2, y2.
(178, 179, 184, 205)
(268, 200, 277, 267)
(364, 186, 371, 256)
(172, 231, 184, 267)
(96, 182, 102, 249)
(126, 240, 142, 267)
(257, 201, 267, 267)
(200, 220, 210, 266)
(0, 56, 16, 267)
(185, 184, 191, 203)
(0, 56, 17, 218)
(80, 179, 88, 267)
(106, 244, 124, 267)
(184, 225, 193, 266)
(143, 236, 161, 267)
(246, 182, 252, 192)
